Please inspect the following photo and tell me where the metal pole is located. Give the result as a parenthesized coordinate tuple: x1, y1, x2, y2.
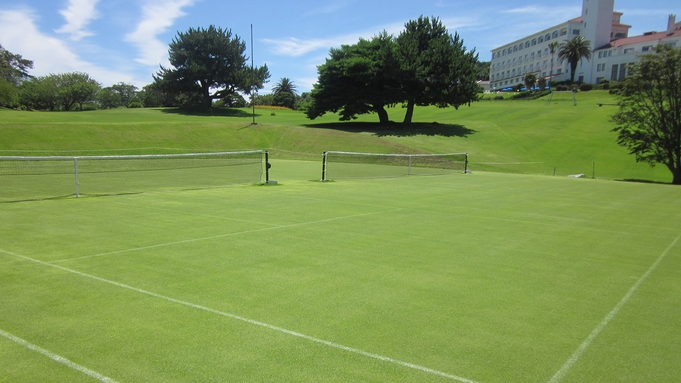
(74, 158, 80, 197)
(408, 155, 412, 176)
(251, 24, 256, 125)
(321, 152, 327, 181)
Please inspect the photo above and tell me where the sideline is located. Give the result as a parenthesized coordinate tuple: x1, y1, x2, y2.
(0, 328, 118, 383)
(1, 247, 478, 383)
(548, 234, 681, 382)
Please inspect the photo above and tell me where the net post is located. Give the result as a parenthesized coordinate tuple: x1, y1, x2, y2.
(265, 150, 270, 183)
(464, 153, 468, 174)
(408, 155, 412, 176)
(321, 152, 327, 181)
(74, 157, 80, 197)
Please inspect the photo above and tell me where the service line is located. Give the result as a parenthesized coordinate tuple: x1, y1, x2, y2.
(50, 209, 402, 263)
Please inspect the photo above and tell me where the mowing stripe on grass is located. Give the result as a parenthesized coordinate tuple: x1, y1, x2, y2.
(0, 328, 118, 383)
(50, 209, 401, 264)
(548, 234, 681, 383)
(1, 248, 479, 383)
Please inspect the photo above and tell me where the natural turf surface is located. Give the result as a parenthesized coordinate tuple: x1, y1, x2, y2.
(0, 90, 673, 183)
(2, 168, 680, 382)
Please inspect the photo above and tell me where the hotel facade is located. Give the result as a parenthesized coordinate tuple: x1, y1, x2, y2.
(489, 0, 681, 91)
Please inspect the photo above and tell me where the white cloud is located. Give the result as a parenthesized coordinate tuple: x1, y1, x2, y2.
(0, 9, 145, 87)
(302, 1, 354, 17)
(55, 0, 100, 41)
(501, 5, 580, 19)
(125, 0, 197, 67)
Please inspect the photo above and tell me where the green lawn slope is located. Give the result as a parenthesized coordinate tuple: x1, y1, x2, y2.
(0, 90, 672, 183)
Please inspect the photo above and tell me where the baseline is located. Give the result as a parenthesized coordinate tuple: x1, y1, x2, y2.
(0, 247, 479, 383)
(547, 234, 681, 383)
(0, 328, 118, 383)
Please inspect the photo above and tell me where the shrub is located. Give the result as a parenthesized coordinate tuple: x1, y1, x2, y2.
(494, 95, 504, 100)
(128, 101, 143, 108)
(579, 84, 593, 91)
(556, 85, 569, 91)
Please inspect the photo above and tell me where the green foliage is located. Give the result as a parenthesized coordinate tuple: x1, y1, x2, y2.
(396, 16, 479, 123)
(154, 25, 270, 109)
(272, 77, 298, 109)
(579, 83, 593, 91)
(612, 44, 681, 184)
(306, 31, 400, 124)
(0, 44, 33, 107)
(524, 73, 537, 91)
(476, 61, 490, 81)
(97, 87, 122, 109)
(557, 36, 592, 85)
(308, 17, 479, 125)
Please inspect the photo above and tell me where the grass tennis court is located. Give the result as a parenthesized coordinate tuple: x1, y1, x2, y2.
(2, 162, 680, 382)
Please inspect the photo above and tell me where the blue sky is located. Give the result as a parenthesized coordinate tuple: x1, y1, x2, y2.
(0, 0, 678, 93)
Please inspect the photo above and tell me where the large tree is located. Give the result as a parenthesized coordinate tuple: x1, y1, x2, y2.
(0, 44, 33, 107)
(306, 31, 401, 124)
(557, 36, 592, 85)
(612, 44, 681, 184)
(272, 77, 298, 109)
(395, 16, 479, 124)
(154, 25, 269, 109)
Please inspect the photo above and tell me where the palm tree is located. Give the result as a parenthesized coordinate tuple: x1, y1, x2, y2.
(272, 77, 298, 109)
(548, 41, 559, 89)
(557, 36, 592, 85)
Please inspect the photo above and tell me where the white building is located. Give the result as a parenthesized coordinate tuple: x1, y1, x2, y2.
(489, 0, 681, 91)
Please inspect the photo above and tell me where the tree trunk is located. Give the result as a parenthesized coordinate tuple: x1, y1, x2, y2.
(403, 100, 415, 124)
(375, 106, 389, 125)
(671, 164, 681, 185)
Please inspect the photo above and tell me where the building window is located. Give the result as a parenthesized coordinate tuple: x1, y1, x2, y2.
(597, 63, 605, 71)
(642, 46, 652, 52)
(545, 34, 551, 41)
(525, 41, 530, 48)
(598, 52, 603, 58)
(560, 28, 567, 36)
(532, 38, 537, 46)
(572, 29, 580, 35)
(611, 65, 619, 81)
(624, 48, 634, 54)
(539, 36, 544, 43)
(552, 31, 559, 39)
(537, 50, 542, 58)
(514, 45, 518, 52)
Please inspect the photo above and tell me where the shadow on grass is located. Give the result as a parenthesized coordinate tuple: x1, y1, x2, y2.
(617, 178, 675, 186)
(160, 107, 260, 118)
(303, 121, 476, 138)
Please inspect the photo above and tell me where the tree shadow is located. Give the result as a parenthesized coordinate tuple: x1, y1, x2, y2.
(617, 178, 675, 186)
(160, 107, 260, 118)
(303, 121, 476, 138)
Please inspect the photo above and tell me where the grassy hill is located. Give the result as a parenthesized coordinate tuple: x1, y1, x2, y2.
(0, 90, 672, 183)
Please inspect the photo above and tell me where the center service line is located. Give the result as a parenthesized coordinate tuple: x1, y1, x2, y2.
(1, 248, 479, 383)
(548, 234, 681, 383)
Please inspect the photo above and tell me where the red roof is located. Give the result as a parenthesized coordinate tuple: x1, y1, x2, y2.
(599, 28, 681, 49)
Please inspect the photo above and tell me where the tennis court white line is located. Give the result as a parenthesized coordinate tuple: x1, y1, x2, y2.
(547, 234, 681, 383)
(0, 328, 118, 383)
(50, 209, 402, 264)
(1, 248, 478, 383)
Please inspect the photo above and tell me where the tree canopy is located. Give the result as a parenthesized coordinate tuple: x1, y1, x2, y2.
(306, 31, 401, 124)
(557, 36, 592, 85)
(306, 17, 479, 125)
(0, 44, 33, 107)
(272, 77, 298, 109)
(612, 44, 681, 184)
(154, 25, 269, 109)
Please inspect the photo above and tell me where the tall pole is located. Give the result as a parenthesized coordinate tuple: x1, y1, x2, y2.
(251, 24, 256, 125)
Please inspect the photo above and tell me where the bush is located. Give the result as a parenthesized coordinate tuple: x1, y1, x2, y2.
(556, 85, 569, 91)
(493, 95, 504, 100)
(128, 101, 143, 108)
(579, 84, 593, 91)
